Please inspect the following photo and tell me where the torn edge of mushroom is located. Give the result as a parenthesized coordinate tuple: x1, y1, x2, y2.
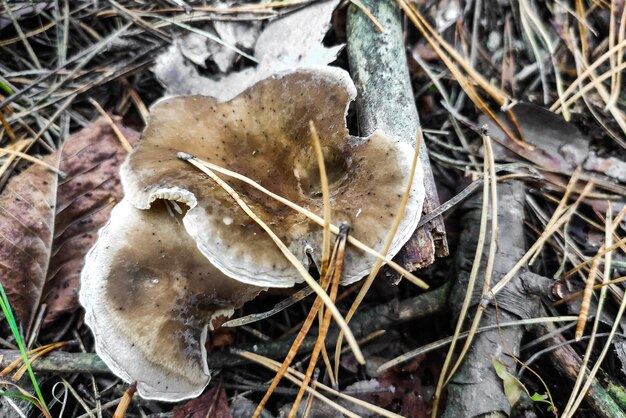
(81, 198, 267, 401)
(138, 185, 197, 210)
(182, 153, 429, 290)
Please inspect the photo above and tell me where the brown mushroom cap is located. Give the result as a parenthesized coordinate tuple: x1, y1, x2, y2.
(121, 66, 424, 287)
(80, 199, 264, 401)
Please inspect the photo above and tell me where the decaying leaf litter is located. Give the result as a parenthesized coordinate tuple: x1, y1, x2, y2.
(0, 0, 625, 417)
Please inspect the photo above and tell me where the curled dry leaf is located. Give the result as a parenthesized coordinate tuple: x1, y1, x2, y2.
(177, 16, 260, 74)
(80, 67, 425, 401)
(0, 117, 138, 330)
(481, 102, 589, 172)
(154, 0, 342, 100)
(210, 18, 260, 72)
(481, 102, 626, 203)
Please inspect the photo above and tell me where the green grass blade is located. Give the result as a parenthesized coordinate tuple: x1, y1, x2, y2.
(0, 281, 49, 415)
(0, 80, 13, 95)
(0, 391, 40, 404)
(0, 389, 49, 416)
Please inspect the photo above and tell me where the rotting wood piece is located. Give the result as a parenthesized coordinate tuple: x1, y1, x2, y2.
(347, 0, 448, 275)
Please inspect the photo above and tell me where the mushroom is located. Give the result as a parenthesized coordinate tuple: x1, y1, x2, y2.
(80, 199, 264, 401)
(121, 66, 425, 288)
(80, 66, 424, 402)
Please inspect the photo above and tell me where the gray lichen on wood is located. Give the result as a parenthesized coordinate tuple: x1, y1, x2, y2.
(347, 0, 448, 272)
(347, 0, 419, 145)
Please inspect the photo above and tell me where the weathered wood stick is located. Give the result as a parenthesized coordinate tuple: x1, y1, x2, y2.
(346, 0, 448, 273)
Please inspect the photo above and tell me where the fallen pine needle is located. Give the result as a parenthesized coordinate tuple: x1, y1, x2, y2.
(350, 0, 385, 32)
(309, 121, 332, 278)
(88, 97, 133, 153)
(0, 148, 65, 177)
(378, 316, 578, 372)
(563, 203, 614, 416)
(2, 342, 68, 377)
(575, 249, 602, 341)
(13, 342, 69, 381)
(188, 156, 428, 289)
(179, 153, 364, 364)
(432, 131, 493, 415)
(112, 382, 136, 418)
(239, 350, 404, 418)
(252, 243, 336, 417)
(289, 226, 348, 417)
(441, 131, 498, 392)
(554, 276, 626, 306)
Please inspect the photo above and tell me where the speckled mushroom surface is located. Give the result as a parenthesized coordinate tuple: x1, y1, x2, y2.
(80, 199, 264, 401)
(121, 66, 425, 288)
(80, 66, 424, 402)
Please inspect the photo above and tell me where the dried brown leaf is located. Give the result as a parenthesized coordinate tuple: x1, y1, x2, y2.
(0, 151, 59, 329)
(480, 102, 589, 172)
(154, 0, 342, 100)
(44, 118, 139, 325)
(173, 386, 232, 418)
(0, 117, 139, 330)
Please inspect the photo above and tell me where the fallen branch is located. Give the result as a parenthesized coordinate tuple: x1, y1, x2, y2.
(530, 320, 626, 418)
(347, 0, 448, 274)
(443, 180, 542, 417)
(0, 285, 449, 375)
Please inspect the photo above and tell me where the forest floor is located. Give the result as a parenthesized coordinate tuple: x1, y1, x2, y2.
(0, 1, 625, 417)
